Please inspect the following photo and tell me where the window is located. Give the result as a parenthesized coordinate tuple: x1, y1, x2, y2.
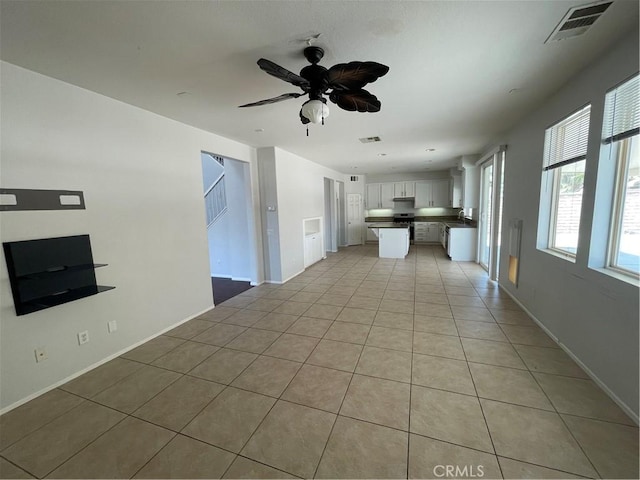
(539, 105, 591, 257)
(603, 74, 639, 277)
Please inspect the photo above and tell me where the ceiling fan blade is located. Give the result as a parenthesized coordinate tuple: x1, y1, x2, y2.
(257, 58, 310, 89)
(329, 89, 381, 112)
(238, 92, 303, 108)
(326, 61, 389, 90)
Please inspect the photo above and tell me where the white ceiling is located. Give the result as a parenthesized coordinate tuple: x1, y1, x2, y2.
(1, 1, 637, 174)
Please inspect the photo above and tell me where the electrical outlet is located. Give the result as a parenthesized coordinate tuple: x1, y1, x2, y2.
(34, 347, 47, 363)
(107, 320, 117, 333)
(77, 331, 89, 345)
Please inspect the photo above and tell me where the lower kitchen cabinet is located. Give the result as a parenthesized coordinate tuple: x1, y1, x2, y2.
(415, 222, 440, 244)
(447, 227, 477, 261)
(304, 233, 323, 267)
(365, 223, 379, 243)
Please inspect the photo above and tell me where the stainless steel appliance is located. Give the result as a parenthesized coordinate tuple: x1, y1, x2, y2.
(445, 224, 451, 256)
(393, 213, 415, 243)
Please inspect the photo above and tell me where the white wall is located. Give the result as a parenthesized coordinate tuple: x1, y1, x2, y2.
(274, 148, 346, 281)
(498, 30, 639, 418)
(0, 62, 259, 410)
(226, 159, 252, 281)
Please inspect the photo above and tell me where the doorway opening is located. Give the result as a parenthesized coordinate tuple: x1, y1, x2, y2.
(201, 152, 257, 304)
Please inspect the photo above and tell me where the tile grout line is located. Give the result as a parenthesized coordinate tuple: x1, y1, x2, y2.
(460, 270, 506, 479)
(310, 268, 377, 479)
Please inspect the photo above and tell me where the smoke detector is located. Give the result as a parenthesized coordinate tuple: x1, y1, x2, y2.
(545, 1, 613, 43)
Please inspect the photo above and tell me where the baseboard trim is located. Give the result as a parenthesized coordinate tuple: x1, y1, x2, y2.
(231, 276, 251, 282)
(498, 285, 639, 426)
(0, 305, 215, 415)
(265, 269, 306, 285)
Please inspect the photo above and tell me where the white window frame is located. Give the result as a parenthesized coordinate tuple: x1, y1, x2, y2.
(589, 73, 639, 284)
(537, 105, 591, 260)
(607, 136, 637, 276)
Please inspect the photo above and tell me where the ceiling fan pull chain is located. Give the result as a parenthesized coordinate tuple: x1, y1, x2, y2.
(306, 125, 309, 137)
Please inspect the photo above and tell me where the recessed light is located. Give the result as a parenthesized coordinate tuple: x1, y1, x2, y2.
(176, 91, 191, 97)
(425, 148, 435, 152)
(377, 153, 387, 157)
(254, 128, 264, 133)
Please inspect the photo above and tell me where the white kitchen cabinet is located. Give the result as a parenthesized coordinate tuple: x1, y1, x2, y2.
(303, 217, 324, 267)
(447, 227, 478, 261)
(414, 222, 428, 243)
(377, 227, 409, 259)
(426, 222, 440, 242)
(415, 179, 451, 208)
(393, 181, 415, 198)
(366, 183, 394, 208)
(366, 183, 381, 209)
(415, 222, 440, 243)
(380, 183, 394, 207)
(304, 233, 323, 267)
(432, 179, 450, 207)
(451, 174, 463, 208)
(365, 223, 379, 242)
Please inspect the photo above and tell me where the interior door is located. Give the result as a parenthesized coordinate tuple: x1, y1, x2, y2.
(479, 162, 494, 271)
(347, 193, 363, 245)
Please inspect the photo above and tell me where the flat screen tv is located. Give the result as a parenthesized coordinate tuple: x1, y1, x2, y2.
(3, 234, 113, 316)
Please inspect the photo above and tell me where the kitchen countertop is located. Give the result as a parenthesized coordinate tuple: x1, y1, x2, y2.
(367, 223, 410, 228)
(445, 222, 477, 229)
(365, 216, 477, 228)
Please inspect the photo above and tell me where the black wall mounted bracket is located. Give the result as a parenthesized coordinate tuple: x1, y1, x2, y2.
(0, 188, 85, 211)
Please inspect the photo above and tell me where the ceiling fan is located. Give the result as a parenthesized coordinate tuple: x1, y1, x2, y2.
(239, 46, 389, 128)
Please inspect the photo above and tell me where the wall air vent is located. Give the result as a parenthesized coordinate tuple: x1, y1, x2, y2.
(545, 1, 613, 43)
(350, 175, 359, 182)
(359, 136, 381, 143)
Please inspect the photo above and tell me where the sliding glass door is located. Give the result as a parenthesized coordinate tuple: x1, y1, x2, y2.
(478, 151, 505, 280)
(479, 162, 494, 271)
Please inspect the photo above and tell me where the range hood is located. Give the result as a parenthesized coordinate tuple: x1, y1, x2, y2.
(392, 196, 415, 202)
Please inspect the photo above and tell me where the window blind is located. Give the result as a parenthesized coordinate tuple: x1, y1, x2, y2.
(543, 105, 591, 171)
(603, 74, 640, 144)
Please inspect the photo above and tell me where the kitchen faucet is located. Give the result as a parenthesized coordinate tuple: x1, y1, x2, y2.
(458, 209, 465, 223)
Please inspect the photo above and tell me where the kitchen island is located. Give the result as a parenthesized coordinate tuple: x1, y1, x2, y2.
(367, 223, 410, 259)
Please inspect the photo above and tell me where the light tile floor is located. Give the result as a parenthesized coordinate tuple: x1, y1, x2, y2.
(1, 245, 638, 479)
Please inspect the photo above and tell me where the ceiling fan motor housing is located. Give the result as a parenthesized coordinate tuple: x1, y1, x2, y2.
(300, 64, 329, 100)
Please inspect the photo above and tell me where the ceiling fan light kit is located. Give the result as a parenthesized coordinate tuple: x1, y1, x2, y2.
(239, 46, 389, 132)
(301, 99, 329, 124)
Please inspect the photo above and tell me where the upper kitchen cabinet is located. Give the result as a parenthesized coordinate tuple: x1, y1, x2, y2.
(366, 183, 394, 209)
(451, 173, 463, 208)
(393, 181, 415, 199)
(415, 179, 450, 208)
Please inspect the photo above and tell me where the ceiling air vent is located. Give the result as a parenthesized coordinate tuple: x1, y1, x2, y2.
(359, 136, 381, 143)
(545, 0, 613, 43)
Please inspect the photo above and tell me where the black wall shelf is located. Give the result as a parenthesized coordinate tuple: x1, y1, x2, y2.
(3, 235, 114, 316)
